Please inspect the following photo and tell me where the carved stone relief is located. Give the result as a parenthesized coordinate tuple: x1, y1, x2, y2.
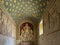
(20, 22, 34, 42)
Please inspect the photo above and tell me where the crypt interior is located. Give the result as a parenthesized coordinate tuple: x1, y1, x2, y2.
(0, 0, 60, 45)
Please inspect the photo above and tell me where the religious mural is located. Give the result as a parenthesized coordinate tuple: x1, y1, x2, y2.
(20, 22, 34, 41)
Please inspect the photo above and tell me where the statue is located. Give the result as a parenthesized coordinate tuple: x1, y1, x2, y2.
(20, 23, 33, 41)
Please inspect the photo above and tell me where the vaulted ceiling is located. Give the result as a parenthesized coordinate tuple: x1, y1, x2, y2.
(1, 0, 51, 24)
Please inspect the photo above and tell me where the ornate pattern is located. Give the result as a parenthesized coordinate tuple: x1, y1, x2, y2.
(1, 0, 50, 23)
(20, 22, 34, 41)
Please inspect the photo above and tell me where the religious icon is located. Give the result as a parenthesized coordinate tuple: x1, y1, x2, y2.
(20, 22, 34, 41)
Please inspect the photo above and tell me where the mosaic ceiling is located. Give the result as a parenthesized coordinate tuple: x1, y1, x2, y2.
(1, 0, 50, 23)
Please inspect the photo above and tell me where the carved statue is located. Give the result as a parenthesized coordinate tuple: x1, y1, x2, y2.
(20, 23, 33, 41)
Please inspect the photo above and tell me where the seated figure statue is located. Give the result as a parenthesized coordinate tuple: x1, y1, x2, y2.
(20, 23, 33, 41)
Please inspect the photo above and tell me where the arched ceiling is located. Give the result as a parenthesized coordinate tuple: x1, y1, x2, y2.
(1, 0, 50, 24)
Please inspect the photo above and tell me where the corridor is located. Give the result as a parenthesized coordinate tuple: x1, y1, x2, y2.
(0, 0, 60, 45)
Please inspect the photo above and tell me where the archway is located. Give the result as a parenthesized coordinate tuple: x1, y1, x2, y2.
(19, 22, 36, 45)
